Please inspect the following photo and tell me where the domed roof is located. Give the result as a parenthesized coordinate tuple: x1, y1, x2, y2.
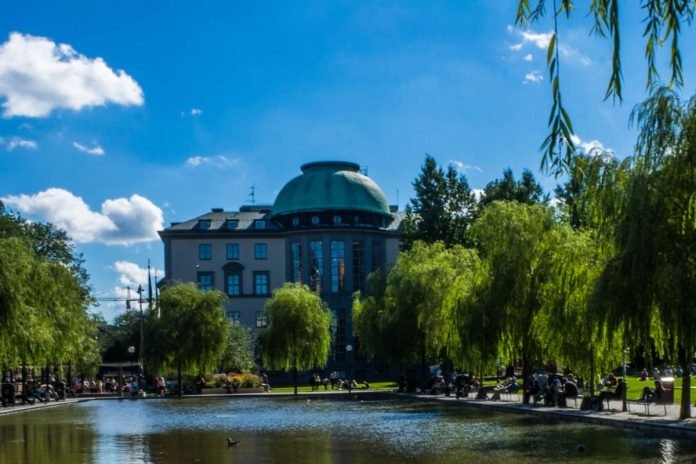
(272, 161, 391, 218)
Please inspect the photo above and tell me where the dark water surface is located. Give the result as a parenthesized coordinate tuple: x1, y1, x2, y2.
(1, 397, 695, 463)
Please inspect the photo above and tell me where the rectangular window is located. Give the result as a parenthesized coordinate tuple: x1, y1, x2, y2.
(330, 240, 345, 292)
(198, 243, 212, 260)
(226, 243, 239, 260)
(291, 242, 302, 283)
(352, 240, 365, 292)
(256, 311, 267, 328)
(255, 220, 266, 229)
(254, 271, 269, 295)
(197, 272, 214, 291)
(226, 220, 238, 229)
(309, 241, 323, 292)
(226, 274, 241, 296)
(227, 311, 241, 324)
(333, 309, 346, 361)
(198, 220, 211, 229)
(254, 243, 268, 259)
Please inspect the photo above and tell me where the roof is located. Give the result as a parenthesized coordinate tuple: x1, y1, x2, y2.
(271, 161, 391, 218)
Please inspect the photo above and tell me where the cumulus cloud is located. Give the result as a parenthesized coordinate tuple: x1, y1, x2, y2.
(190, 108, 202, 116)
(571, 134, 613, 156)
(449, 160, 482, 173)
(524, 71, 543, 84)
(113, 261, 161, 288)
(0, 136, 37, 150)
(523, 53, 533, 62)
(0, 32, 143, 118)
(73, 141, 105, 156)
(185, 155, 239, 169)
(472, 189, 485, 201)
(1, 188, 163, 245)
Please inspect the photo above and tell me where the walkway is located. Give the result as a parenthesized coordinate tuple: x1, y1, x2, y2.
(404, 391, 696, 438)
(0, 398, 87, 416)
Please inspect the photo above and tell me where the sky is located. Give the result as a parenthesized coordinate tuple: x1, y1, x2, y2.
(1, 1, 694, 321)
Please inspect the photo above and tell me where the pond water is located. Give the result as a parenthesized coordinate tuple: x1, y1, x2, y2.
(1, 397, 694, 463)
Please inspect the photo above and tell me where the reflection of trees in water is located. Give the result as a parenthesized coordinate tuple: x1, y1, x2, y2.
(0, 407, 96, 464)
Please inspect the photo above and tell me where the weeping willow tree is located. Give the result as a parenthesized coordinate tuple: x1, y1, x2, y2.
(145, 282, 228, 395)
(260, 283, 332, 396)
(469, 201, 559, 403)
(628, 89, 696, 419)
(533, 225, 621, 396)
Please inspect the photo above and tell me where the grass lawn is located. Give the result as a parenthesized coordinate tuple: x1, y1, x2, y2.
(268, 381, 398, 394)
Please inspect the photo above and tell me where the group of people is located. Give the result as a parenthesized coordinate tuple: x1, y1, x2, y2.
(1, 376, 71, 406)
(308, 371, 368, 392)
(527, 373, 580, 407)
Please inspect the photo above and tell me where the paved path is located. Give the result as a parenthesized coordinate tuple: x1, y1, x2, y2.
(0, 398, 88, 416)
(403, 392, 696, 438)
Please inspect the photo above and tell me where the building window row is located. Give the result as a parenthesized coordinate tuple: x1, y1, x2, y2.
(197, 242, 267, 261)
(198, 270, 270, 296)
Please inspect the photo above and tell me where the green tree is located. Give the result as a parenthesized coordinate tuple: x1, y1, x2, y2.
(515, 1, 695, 174)
(145, 283, 228, 395)
(402, 155, 476, 248)
(220, 322, 255, 373)
(260, 283, 332, 395)
(479, 168, 546, 208)
(470, 201, 558, 403)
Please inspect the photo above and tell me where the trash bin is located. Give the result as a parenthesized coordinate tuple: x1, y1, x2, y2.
(661, 376, 675, 403)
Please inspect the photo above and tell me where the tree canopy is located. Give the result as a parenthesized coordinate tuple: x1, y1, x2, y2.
(260, 283, 332, 395)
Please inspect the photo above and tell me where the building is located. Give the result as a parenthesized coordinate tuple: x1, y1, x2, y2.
(159, 161, 404, 376)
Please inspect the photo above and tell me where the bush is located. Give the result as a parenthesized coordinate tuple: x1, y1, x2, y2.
(240, 372, 260, 388)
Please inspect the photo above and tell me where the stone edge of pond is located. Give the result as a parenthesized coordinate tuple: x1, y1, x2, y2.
(0, 398, 90, 417)
(393, 392, 696, 439)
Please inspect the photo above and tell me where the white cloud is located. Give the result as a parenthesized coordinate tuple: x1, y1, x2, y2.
(190, 108, 202, 116)
(113, 261, 161, 288)
(1, 188, 163, 245)
(185, 155, 239, 169)
(571, 134, 613, 156)
(0, 32, 143, 118)
(73, 141, 105, 156)
(523, 53, 533, 62)
(449, 160, 482, 173)
(472, 189, 485, 201)
(0, 136, 37, 150)
(509, 28, 591, 67)
(524, 71, 543, 84)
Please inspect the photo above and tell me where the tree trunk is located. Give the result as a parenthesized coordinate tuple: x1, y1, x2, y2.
(590, 350, 595, 397)
(679, 350, 691, 420)
(177, 361, 183, 396)
(522, 351, 530, 405)
(293, 365, 298, 397)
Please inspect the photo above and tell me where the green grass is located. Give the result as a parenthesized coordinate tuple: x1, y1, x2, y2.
(268, 381, 398, 394)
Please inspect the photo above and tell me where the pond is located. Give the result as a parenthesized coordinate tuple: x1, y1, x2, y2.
(1, 397, 694, 463)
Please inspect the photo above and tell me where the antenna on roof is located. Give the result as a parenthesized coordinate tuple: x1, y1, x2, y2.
(249, 185, 256, 206)
(397, 189, 399, 210)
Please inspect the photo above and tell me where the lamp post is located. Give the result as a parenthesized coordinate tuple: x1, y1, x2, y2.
(622, 348, 629, 412)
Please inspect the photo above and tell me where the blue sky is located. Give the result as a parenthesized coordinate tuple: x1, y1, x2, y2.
(1, 1, 694, 320)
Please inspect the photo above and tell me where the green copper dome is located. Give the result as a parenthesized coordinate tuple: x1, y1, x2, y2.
(272, 161, 391, 218)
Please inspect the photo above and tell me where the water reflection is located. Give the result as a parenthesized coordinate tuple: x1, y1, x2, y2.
(1, 398, 695, 463)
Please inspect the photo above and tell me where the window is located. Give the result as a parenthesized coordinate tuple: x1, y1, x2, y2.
(309, 241, 323, 292)
(330, 240, 345, 292)
(333, 215, 342, 225)
(226, 243, 239, 260)
(256, 311, 267, 328)
(311, 215, 320, 225)
(371, 240, 382, 271)
(333, 309, 346, 361)
(197, 272, 214, 291)
(198, 220, 211, 229)
(291, 217, 300, 226)
(352, 240, 365, 292)
(254, 220, 266, 229)
(254, 243, 268, 259)
(254, 271, 270, 295)
(226, 273, 241, 296)
(291, 242, 302, 283)
(227, 311, 241, 324)
(226, 220, 238, 230)
(198, 244, 212, 260)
